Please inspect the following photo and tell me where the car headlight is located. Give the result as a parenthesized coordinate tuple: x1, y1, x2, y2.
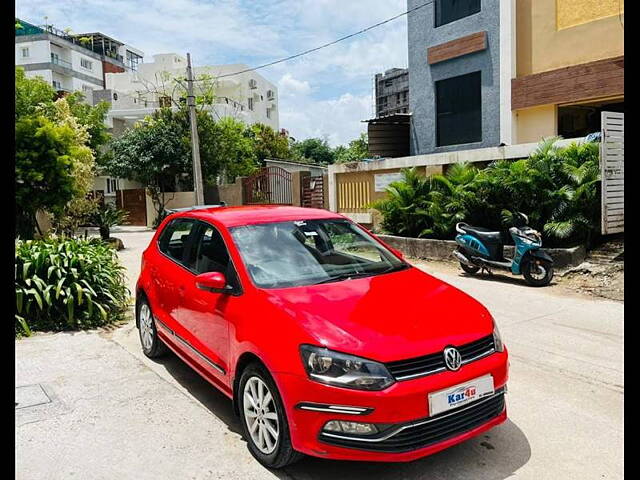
(300, 345, 395, 391)
(493, 320, 504, 353)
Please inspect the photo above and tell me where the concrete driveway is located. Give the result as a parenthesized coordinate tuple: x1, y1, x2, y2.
(16, 229, 623, 479)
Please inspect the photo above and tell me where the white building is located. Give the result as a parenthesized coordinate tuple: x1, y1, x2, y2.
(100, 53, 279, 132)
(15, 19, 144, 101)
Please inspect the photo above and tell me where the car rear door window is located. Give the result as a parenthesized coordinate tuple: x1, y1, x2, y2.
(158, 219, 198, 266)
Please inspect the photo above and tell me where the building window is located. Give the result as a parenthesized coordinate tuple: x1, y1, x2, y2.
(21, 47, 29, 58)
(266, 108, 272, 119)
(80, 58, 93, 70)
(105, 177, 119, 195)
(436, 71, 482, 147)
(52, 80, 62, 90)
(435, 0, 481, 27)
(248, 97, 254, 111)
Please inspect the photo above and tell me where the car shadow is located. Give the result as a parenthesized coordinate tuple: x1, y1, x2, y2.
(148, 348, 530, 480)
(278, 419, 531, 480)
(148, 350, 244, 436)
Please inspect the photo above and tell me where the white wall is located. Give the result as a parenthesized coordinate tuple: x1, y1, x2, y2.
(105, 53, 279, 130)
(15, 40, 50, 65)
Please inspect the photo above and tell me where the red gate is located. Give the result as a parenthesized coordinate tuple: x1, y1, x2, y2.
(242, 167, 292, 205)
(302, 175, 326, 209)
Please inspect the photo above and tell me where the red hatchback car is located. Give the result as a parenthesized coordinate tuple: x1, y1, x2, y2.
(136, 205, 508, 468)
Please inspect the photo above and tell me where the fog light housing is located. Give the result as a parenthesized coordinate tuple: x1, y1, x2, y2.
(323, 420, 378, 436)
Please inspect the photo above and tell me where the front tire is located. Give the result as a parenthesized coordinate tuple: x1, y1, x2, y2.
(137, 297, 167, 358)
(238, 363, 302, 469)
(522, 259, 554, 287)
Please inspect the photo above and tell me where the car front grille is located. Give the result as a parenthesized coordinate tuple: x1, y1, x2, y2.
(385, 335, 496, 381)
(320, 387, 505, 453)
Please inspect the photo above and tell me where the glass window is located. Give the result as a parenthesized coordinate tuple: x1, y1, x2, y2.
(436, 71, 482, 147)
(230, 219, 407, 289)
(158, 220, 197, 266)
(192, 225, 231, 275)
(435, 0, 481, 27)
(21, 47, 29, 58)
(80, 58, 93, 70)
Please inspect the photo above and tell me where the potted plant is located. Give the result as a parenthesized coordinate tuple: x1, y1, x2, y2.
(90, 204, 129, 249)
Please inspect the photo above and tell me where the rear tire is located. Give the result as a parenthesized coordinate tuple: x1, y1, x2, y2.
(460, 262, 481, 275)
(522, 260, 554, 287)
(238, 363, 302, 469)
(137, 297, 168, 358)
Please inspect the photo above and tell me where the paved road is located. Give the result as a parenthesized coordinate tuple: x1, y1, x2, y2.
(16, 230, 624, 479)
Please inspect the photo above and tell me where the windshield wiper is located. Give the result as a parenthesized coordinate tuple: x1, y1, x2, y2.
(312, 271, 376, 285)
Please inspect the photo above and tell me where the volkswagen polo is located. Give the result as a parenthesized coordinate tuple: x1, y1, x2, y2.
(136, 205, 508, 468)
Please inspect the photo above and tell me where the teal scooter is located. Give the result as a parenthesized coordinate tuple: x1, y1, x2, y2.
(453, 213, 554, 287)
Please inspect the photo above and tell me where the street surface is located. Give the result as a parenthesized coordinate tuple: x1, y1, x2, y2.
(16, 229, 624, 479)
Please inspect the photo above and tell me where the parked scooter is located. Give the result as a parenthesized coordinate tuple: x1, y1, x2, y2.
(453, 212, 554, 286)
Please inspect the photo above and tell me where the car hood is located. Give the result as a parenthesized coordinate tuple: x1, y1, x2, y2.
(261, 266, 494, 362)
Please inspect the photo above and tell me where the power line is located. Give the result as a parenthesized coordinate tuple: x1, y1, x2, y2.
(196, 0, 435, 80)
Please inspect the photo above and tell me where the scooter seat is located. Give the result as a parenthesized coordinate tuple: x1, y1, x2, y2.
(460, 225, 502, 243)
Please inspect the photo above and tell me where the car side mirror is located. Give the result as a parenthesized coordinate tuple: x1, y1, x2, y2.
(195, 272, 233, 294)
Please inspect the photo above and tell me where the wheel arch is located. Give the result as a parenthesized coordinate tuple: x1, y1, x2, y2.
(232, 351, 267, 416)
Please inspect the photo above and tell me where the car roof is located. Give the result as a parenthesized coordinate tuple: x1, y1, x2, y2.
(177, 205, 345, 228)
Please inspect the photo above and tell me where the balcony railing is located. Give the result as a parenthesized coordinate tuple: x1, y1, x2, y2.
(51, 55, 72, 69)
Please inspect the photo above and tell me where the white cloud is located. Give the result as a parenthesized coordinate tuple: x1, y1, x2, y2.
(16, 0, 408, 146)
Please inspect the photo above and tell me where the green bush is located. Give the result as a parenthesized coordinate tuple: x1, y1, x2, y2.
(15, 236, 130, 336)
(372, 139, 601, 247)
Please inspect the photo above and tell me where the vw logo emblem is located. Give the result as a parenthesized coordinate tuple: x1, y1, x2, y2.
(444, 347, 462, 371)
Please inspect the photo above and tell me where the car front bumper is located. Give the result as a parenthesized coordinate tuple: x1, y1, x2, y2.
(274, 349, 508, 462)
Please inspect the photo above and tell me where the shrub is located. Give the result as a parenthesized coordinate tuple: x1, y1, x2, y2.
(15, 236, 130, 336)
(372, 139, 601, 248)
(90, 204, 129, 240)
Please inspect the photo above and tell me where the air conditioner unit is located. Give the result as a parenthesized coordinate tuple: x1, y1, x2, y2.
(267, 90, 275, 100)
(249, 79, 258, 89)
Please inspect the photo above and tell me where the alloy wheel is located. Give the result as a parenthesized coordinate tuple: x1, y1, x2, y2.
(243, 376, 280, 454)
(139, 304, 154, 351)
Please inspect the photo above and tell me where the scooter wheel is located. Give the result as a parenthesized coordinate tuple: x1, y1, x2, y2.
(522, 260, 554, 287)
(460, 262, 481, 275)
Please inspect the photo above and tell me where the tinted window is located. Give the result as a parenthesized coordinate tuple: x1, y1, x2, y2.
(158, 219, 197, 265)
(192, 225, 231, 275)
(435, 0, 481, 27)
(436, 71, 482, 147)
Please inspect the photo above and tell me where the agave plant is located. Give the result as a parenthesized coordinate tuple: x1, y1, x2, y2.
(90, 204, 129, 240)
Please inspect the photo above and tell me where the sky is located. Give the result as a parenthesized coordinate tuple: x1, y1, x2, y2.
(16, 0, 409, 147)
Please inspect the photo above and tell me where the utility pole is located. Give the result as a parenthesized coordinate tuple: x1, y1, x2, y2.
(186, 53, 205, 205)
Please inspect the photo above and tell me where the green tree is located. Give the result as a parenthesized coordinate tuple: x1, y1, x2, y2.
(335, 133, 369, 164)
(291, 137, 335, 165)
(15, 68, 56, 120)
(102, 110, 191, 226)
(214, 117, 259, 183)
(249, 123, 291, 162)
(15, 116, 79, 238)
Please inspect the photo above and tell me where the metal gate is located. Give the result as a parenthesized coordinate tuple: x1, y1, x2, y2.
(242, 167, 292, 205)
(115, 188, 148, 226)
(600, 112, 624, 234)
(302, 175, 326, 209)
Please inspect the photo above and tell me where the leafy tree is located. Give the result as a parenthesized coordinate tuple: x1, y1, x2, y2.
(102, 110, 191, 226)
(249, 123, 291, 162)
(213, 117, 259, 183)
(291, 137, 335, 165)
(16, 116, 79, 238)
(335, 133, 369, 164)
(15, 68, 56, 120)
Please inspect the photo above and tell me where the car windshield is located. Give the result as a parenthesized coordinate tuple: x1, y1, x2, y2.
(230, 219, 408, 289)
